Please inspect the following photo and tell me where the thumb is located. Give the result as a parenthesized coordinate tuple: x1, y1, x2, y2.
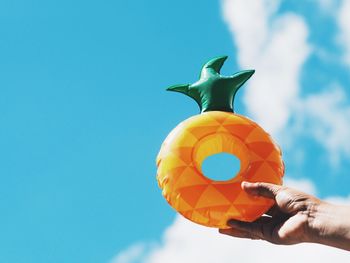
(241, 181, 282, 199)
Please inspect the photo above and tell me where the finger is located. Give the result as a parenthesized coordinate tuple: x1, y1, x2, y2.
(227, 219, 252, 232)
(265, 206, 290, 222)
(265, 205, 279, 217)
(264, 205, 288, 218)
(219, 228, 260, 240)
(241, 181, 282, 199)
(227, 217, 273, 241)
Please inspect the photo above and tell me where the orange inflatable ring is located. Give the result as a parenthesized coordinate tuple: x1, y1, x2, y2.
(156, 56, 284, 228)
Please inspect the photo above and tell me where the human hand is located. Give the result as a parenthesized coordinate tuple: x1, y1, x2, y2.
(219, 181, 322, 245)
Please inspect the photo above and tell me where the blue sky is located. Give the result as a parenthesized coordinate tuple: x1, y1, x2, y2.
(1, 0, 350, 262)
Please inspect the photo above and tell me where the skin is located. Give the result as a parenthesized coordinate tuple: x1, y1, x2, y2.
(219, 182, 350, 251)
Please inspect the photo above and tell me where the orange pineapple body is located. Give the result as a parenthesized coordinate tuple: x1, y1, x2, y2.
(157, 111, 283, 228)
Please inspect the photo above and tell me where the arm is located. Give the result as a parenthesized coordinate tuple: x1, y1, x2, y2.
(219, 182, 350, 251)
(311, 202, 350, 250)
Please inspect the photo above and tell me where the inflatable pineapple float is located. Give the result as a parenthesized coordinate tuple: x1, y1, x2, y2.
(156, 56, 284, 228)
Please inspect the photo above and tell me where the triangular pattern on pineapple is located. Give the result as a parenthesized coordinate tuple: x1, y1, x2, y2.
(162, 153, 188, 170)
(176, 197, 194, 212)
(177, 184, 208, 208)
(158, 158, 187, 175)
(186, 114, 220, 128)
(195, 185, 231, 209)
(248, 142, 276, 159)
(244, 128, 269, 143)
(173, 167, 208, 190)
(180, 210, 193, 220)
(194, 205, 231, 223)
(192, 213, 220, 227)
(195, 204, 231, 214)
(222, 114, 252, 125)
(250, 162, 280, 183)
(222, 124, 255, 140)
(206, 111, 230, 124)
(216, 125, 231, 133)
(243, 161, 264, 180)
(191, 210, 210, 225)
(163, 165, 188, 187)
(187, 125, 218, 140)
(267, 161, 284, 175)
(249, 150, 265, 163)
(211, 182, 242, 203)
(232, 189, 260, 205)
(265, 150, 282, 163)
(234, 204, 272, 220)
(226, 204, 240, 217)
(168, 129, 198, 148)
(172, 146, 194, 165)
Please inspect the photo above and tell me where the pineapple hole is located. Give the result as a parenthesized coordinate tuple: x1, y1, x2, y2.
(201, 152, 241, 182)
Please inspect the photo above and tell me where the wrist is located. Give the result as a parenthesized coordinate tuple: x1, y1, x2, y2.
(308, 201, 350, 250)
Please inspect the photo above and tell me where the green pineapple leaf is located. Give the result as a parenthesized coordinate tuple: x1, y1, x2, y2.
(167, 56, 254, 113)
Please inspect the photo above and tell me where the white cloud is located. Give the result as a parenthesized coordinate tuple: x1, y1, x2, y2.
(221, 0, 280, 67)
(114, 213, 350, 263)
(298, 85, 350, 165)
(110, 243, 145, 263)
(151, 216, 350, 263)
(221, 0, 311, 136)
(112, 177, 350, 263)
(338, 0, 350, 65)
(326, 195, 350, 205)
(314, 0, 340, 14)
(222, 0, 350, 164)
(313, 0, 350, 65)
(284, 177, 317, 196)
(110, 243, 154, 263)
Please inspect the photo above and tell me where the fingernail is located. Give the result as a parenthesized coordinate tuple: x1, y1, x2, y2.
(241, 181, 251, 189)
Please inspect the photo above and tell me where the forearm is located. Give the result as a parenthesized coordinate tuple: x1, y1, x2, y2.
(310, 202, 350, 251)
